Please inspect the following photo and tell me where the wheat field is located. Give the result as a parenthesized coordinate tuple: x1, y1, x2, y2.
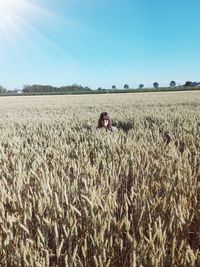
(0, 91, 200, 267)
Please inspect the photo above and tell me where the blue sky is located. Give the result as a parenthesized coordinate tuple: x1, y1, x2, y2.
(0, 0, 199, 90)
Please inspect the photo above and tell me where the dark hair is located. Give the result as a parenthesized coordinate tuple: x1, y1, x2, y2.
(98, 112, 112, 131)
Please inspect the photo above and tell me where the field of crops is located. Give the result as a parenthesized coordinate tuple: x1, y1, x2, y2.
(0, 91, 200, 267)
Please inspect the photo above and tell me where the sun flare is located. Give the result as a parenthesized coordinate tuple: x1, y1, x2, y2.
(0, 0, 22, 20)
(0, 0, 56, 45)
(0, 0, 28, 34)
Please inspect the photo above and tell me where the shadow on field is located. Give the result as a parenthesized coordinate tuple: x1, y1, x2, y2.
(144, 116, 186, 152)
(115, 119, 135, 133)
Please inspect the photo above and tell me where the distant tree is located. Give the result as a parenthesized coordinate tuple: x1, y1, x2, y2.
(139, 84, 144, 89)
(169, 81, 176, 87)
(97, 87, 102, 91)
(192, 82, 198, 87)
(184, 81, 193, 87)
(153, 82, 159, 89)
(124, 84, 129, 89)
(0, 85, 7, 93)
(84, 86, 91, 90)
(112, 85, 116, 89)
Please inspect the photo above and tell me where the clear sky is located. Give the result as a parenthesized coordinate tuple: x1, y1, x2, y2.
(0, 0, 199, 90)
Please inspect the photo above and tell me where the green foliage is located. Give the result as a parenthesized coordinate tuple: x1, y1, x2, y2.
(153, 82, 159, 88)
(22, 84, 92, 93)
(184, 81, 193, 87)
(170, 81, 176, 87)
(124, 84, 129, 89)
(0, 85, 7, 93)
(139, 84, 144, 89)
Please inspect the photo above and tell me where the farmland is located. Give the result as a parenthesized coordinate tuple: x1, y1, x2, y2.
(0, 91, 200, 266)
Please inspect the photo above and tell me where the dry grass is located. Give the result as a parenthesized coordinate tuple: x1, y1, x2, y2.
(0, 92, 200, 267)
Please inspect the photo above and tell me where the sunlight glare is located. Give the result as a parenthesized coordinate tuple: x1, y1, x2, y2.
(0, 0, 56, 43)
(0, 0, 28, 34)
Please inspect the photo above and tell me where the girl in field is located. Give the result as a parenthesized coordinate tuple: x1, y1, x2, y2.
(97, 112, 117, 132)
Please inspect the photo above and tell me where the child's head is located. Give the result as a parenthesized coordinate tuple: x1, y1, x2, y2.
(98, 112, 112, 130)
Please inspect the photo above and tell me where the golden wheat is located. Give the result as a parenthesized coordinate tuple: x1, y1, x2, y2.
(0, 92, 199, 266)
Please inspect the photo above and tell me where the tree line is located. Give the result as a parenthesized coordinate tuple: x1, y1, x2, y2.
(22, 84, 91, 93)
(110, 81, 200, 90)
(0, 81, 199, 94)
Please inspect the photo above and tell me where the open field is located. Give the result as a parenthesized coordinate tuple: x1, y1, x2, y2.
(0, 91, 200, 266)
